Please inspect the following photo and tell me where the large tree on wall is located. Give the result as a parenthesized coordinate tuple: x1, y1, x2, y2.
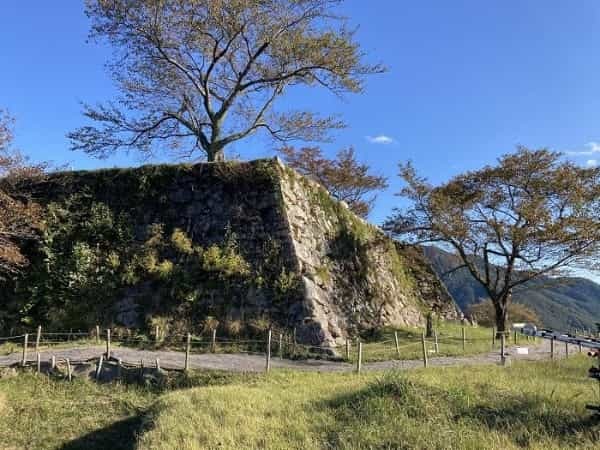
(384, 148, 600, 333)
(69, 0, 384, 162)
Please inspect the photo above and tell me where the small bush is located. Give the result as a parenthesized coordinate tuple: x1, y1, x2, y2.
(222, 319, 243, 337)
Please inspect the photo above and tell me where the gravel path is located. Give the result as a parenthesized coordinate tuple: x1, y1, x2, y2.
(0, 339, 568, 373)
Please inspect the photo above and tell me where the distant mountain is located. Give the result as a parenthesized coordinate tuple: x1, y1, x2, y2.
(422, 245, 600, 331)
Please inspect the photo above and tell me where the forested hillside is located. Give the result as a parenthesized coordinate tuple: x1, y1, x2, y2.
(422, 246, 600, 331)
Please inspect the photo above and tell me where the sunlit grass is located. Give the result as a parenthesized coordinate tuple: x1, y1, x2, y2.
(137, 356, 600, 450)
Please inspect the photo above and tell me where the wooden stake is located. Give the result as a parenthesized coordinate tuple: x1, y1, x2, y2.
(95, 355, 104, 379)
(565, 342, 569, 359)
(492, 327, 496, 349)
(211, 328, 217, 353)
(155, 325, 160, 343)
(51, 355, 56, 370)
(462, 326, 466, 351)
(278, 333, 283, 359)
(421, 332, 428, 368)
(513, 330, 517, 345)
(292, 327, 297, 355)
(356, 341, 363, 373)
(66, 358, 72, 382)
(35, 325, 42, 353)
(21, 333, 28, 367)
(184, 333, 191, 371)
(394, 331, 400, 358)
(155, 358, 160, 371)
(434, 330, 439, 354)
(266, 329, 272, 373)
(117, 358, 122, 380)
(579, 343, 583, 353)
(346, 339, 351, 360)
(96, 325, 100, 344)
(500, 333, 506, 366)
(36, 352, 41, 374)
(551, 337, 555, 360)
(106, 329, 111, 359)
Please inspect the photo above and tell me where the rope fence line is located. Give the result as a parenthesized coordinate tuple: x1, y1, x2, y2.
(3, 323, 547, 377)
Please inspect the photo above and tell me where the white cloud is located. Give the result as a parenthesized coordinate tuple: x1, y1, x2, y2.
(587, 159, 598, 167)
(566, 141, 600, 156)
(366, 135, 394, 145)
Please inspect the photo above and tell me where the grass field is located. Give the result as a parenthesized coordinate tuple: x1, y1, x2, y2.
(0, 356, 598, 449)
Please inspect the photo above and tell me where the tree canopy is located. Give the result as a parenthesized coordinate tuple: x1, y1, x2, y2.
(0, 110, 43, 275)
(385, 147, 600, 331)
(279, 145, 387, 217)
(69, 0, 384, 162)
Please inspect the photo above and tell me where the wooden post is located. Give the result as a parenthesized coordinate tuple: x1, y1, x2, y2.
(95, 325, 100, 344)
(513, 330, 517, 345)
(434, 330, 439, 354)
(184, 333, 191, 371)
(394, 331, 400, 358)
(579, 342, 583, 353)
(462, 326, 466, 352)
(117, 358, 122, 380)
(21, 333, 29, 366)
(66, 358, 72, 382)
(155, 325, 160, 343)
(139, 360, 144, 382)
(550, 337, 555, 360)
(265, 329, 272, 373)
(346, 339, 351, 360)
(155, 358, 160, 371)
(500, 333, 506, 366)
(105, 329, 111, 359)
(492, 326, 496, 349)
(421, 332, 428, 368)
(356, 341, 363, 373)
(95, 355, 104, 379)
(35, 325, 42, 353)
(278, 333, 283, 359)
(211, 328, 217, 353)
(36, 352, 41, 374)
(51, 355, 56, 370)
(565, 342, 569, 359)
(292, 327, 297, 355)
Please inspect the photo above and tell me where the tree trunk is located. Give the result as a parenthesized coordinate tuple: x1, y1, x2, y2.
(207, 147, 225, 162)
(425, 313, 434, 338)
(493, 291, 511, 335)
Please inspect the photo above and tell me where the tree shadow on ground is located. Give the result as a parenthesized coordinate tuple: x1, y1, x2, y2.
(58, 414, 145, 450)
(318, 372, 600, 449)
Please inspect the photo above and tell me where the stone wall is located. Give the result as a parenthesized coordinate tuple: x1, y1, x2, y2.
(278, 162, 458, 345)
(12, 158, 458, 346)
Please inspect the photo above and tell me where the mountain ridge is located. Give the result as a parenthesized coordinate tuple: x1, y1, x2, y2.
(421, 245, 600, 331)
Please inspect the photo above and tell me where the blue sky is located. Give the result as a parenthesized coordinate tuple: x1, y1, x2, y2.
(2, 1, 600, 225)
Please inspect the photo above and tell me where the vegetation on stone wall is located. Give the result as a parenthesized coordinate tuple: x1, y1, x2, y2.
(2, 187, 299, 334)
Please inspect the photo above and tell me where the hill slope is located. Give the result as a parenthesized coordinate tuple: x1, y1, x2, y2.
(422, 246, 600, 331)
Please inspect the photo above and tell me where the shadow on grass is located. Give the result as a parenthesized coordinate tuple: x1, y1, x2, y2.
(58, 414, 145, 450)
(320, 372, 600, 449)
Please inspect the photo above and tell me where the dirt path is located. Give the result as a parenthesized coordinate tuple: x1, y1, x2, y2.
(0, 339, 568, 373)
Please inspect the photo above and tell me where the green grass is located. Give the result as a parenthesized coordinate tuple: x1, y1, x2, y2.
(0, 357, 598, 449)
(137, 357, 600, 450)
